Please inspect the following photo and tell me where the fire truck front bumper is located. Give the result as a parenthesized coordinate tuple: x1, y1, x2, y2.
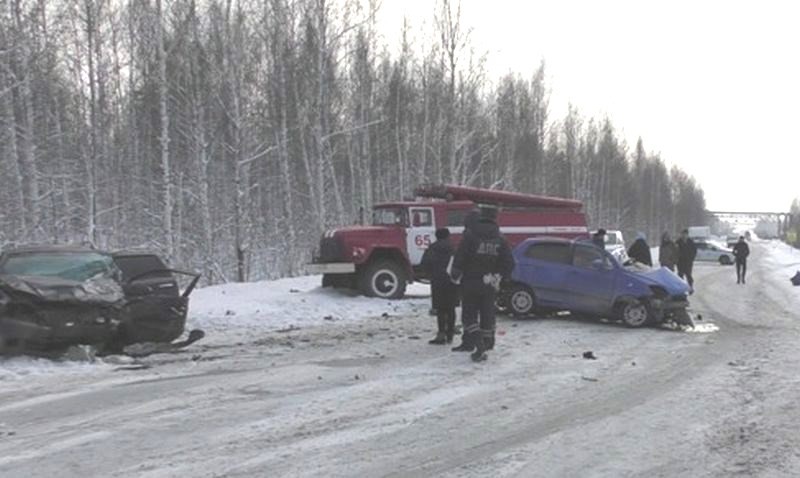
(306, 263, 356, 275)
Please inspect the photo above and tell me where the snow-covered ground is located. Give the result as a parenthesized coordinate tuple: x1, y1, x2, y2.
(1, 241, 800, 477)
(187, 276, 431, 341)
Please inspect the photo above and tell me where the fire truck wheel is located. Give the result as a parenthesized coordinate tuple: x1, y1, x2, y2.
(359, 260, 407, 299)
(507, 284, 536, 317)
(322, 274, 334, 287)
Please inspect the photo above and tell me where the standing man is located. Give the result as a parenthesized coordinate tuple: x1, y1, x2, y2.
(659, 232, 678, 272)
(592, 229, 607, 249)
(676, 229, 698, 291)
(732, 236, 750, 284)
(421, 228, 458, 344)
(450, 206, 514, 362)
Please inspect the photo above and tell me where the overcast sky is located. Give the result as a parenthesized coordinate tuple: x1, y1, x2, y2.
(377, 0, 799, 212)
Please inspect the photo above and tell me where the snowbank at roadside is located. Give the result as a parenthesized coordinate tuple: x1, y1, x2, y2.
(759, 241, 800, 304)
(187, 275, 431, 338)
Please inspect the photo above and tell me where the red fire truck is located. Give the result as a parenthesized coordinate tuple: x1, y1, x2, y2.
(307, 184, 589, 299)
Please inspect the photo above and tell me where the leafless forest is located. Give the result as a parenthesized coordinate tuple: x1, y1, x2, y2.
(0, 0, 707, 283)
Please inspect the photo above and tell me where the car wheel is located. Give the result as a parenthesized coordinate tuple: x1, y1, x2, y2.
(507, 284, 536, 317)
(719, 255, 732, 265)
(620, 300, 650, 328)
(359, 260, 407, 299)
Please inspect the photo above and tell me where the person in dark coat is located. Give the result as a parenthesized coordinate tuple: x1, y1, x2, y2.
(592, 229, 607, 249)
(658, 232, 678, 272)
(450, 206, 515, 362)
(421, 228, 459, 344)
(676, 229, 698, 290)
(627, 232, 652, 266)
(732, 236, 750, 284)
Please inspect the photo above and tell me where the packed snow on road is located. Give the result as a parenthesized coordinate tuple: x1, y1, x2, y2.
(2, 241, 800, 477)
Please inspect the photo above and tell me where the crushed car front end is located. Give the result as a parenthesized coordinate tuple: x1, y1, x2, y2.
(0, 275, 125, 353)
(0, 246, 205, 356)
(622, 266, 693, 326)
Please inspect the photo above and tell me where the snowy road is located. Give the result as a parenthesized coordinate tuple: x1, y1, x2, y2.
(2, 242, 800, 477)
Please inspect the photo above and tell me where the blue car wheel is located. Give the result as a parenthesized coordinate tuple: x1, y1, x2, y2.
(508, 285, 536, 317)
(620, 300, 650, 328)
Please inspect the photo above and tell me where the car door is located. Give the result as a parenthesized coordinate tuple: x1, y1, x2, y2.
(694, 242, 711, 261)
(566, 244, 616, 314)
(112, 253, 200, 343)
(517, 242, 572, 307)
(406, 207, 435, 266)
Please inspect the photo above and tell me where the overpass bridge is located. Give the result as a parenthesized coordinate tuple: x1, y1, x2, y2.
(707, 210, 792, 238)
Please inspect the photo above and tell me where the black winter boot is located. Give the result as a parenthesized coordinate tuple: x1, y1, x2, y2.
(451, 343, 474, 352)
(471, 349, 488, 362)
(483, 335, 495, 351)
(429, 332, 447, 345)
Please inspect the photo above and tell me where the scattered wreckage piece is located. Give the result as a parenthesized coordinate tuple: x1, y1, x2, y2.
(0, 245, 203, 357)
(122, 329, 205, 358)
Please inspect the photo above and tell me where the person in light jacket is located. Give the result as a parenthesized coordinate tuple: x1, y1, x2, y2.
(658, 232, 678, 272)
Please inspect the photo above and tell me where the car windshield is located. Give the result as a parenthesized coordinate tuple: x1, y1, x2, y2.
(373, 207, 407, 226)
(0, 252, 116, 282)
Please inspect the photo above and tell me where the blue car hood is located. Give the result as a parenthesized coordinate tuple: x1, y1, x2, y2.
(625, 266, 690, 295)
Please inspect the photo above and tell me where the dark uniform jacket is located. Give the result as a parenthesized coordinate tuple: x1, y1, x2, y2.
(451, 219, 514, 286)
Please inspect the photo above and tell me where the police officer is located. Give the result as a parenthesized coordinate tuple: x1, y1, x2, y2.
(732, 236, 750, 284)
(450, 206, 514, 362)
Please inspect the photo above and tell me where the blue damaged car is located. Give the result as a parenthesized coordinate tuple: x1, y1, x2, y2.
(500, 238, 693, 327)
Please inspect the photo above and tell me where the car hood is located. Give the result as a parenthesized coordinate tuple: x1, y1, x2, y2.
(0, 274, 125, 305)
(623, 266, 690, 295)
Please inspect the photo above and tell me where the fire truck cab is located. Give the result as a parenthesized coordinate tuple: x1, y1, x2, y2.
(307, 184, 589, 299)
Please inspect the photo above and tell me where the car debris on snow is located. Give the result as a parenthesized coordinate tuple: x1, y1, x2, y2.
(276, 325, 300, 333)
(122, 329, 205, 358)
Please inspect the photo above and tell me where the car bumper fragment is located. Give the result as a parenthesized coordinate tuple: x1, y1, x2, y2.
(0, 317, 118, 346)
